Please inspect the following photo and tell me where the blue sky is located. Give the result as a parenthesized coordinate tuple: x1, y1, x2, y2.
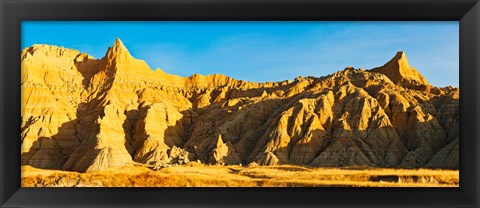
(22, 21, 459, 87)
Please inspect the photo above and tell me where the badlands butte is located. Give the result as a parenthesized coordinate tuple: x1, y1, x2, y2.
(21, 39, 459, 175)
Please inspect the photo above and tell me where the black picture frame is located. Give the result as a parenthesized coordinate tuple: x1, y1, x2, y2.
(1, 0, 479, 207)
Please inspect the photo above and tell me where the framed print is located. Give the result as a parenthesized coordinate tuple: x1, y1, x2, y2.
(1, 0, 479, 207)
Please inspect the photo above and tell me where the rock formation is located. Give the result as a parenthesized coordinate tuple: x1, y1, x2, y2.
(21, 39, 459, 172)
(371, 51, 430, 91)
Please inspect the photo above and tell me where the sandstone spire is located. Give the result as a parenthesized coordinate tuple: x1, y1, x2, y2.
(97, 38, 153, 77)
(370, 51, 430, 89)
(102, 38, 136, 65)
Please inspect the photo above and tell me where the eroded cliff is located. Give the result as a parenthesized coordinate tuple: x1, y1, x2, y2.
(21, 39, 459, 172)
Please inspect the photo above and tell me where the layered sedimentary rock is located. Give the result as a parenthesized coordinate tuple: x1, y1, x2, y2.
(21, 39, 460, 172)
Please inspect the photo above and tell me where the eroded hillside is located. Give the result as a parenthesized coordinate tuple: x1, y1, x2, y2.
(21, 39, 459, 172)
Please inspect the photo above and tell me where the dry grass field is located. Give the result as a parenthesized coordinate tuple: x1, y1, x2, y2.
(21, 164, 459, 187)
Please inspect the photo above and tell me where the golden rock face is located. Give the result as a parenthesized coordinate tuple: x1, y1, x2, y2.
(20, 39, 459, 172)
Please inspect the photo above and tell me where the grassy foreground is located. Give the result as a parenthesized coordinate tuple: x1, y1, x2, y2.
(21, 164, 459, 187)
